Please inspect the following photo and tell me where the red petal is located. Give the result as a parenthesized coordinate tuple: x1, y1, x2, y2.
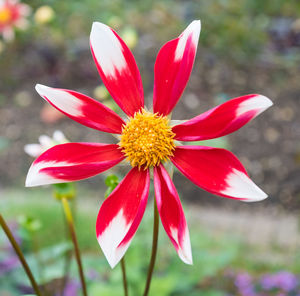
(171, 146, 267, 201)
(153, 21, 201, 116)
(90, 22, 144, 116)
(154, 165, 192, 264)
(35, 84, 125, 134)
(26, 143, 124, 186)
(173, 94, 273, 141)
(96, 167, 150, 268)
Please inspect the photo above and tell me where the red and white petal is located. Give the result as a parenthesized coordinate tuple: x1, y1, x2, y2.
(26, 143, 125, 187)
(154, 165, 192, 264)
(171, 146, 267, 201)
(35, 84, 125, 134)
(96, 167, 150, 268)
(90, 22, 144, 116)
(153, 20, 201, 116)
(173, 94, 273, 141)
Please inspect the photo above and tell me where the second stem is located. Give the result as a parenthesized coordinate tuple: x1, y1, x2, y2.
(61, 197, 88, 296)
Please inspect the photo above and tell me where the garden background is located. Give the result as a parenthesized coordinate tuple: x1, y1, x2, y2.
(1, 0, 300, 295)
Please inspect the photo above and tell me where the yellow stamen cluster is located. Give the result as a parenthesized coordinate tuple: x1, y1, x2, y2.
(119, 109, 175, 169)
(0, 8, 12, 24)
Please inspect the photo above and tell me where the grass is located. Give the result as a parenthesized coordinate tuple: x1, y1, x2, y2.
(1, 187, 300, 295)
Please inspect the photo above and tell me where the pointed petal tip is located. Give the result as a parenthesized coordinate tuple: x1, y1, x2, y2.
(238, 94, 273, 116)
(25, 165, 49, 187)
(35, 83, 45, 91)
(97, 235, 121, 269)
(35, 84, 50, 97)
(189, 19, 201, 30)
(257, 94, 273, 110)
(25, 169, 41, 187)
(184, 19, 201, 38)
(223, 169, 269, 202)
(179, 251, 193, 265)
(90, 21, 110, 38)
(243, 188, 268, 203)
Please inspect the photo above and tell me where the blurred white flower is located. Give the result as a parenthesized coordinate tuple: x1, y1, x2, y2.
(24, 130, 68, 157)
(0, 0, 31, 41)
(34, 5, 54, 25)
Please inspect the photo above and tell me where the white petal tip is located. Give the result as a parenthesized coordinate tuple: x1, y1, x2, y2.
(243, 190, 268, 203)
(35, 84, 51, 97)
(256, 95, 273, 111)
(175, 20, 201, 60)
(107, 258, 119, 269)
(35, 83, 46, 91)
(189, 20, 201, 30)
(237, 94, 273, 117)
(221, 169, 269, 202)
(180, 254, 193, 265)
(25, 162, 64, 187)
(184, 20, 201, 37)
(91, 22, 110, 37)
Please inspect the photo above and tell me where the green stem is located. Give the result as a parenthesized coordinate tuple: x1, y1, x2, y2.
(120, 257, 128, 296)
(61, 197, 88, 296)
(60, 231, 72, 296)
(143, 199, 159, 296)
(0, 213, 42, 296)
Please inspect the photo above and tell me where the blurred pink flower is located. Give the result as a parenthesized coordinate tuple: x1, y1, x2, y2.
(0, 0, 30, 41)
(26, 21, 272, 268)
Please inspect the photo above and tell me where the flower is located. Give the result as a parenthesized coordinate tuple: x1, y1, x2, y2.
(260, 271, 299, 292)
(26, 21, 273, 268)
(24, 130, 68, 158)
(34, 5, 54, 25)
(0, 0, 30, 41)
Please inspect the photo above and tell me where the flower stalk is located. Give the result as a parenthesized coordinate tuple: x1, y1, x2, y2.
(143, 199, 159, 296)
(61, 197, 88, 296)
(120, 257, 128, 296)
(0, 213, 42, 296)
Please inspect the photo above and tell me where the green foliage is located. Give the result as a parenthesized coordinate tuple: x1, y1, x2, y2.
(1, 189, 300, 295)
(104, 174, 119, 198)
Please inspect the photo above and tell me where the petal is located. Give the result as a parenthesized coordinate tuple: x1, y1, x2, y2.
(153, 20, 201, 115)
(90, 22, 144, 116)
(173, 94, 273, 141)
(96, 167, 150, 268)
(35, 84, 125, 134)
(171, 146, 267, 201)
(52, 130, 67, 143)
(38, 134, 52, 147)
(26, 143, 124, 187)
(24, 144, 43, 158)
(154, 165, 192, 264)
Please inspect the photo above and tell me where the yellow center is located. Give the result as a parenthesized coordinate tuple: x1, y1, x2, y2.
(0, 8, 12, 24)
(119, 109, 175, 169)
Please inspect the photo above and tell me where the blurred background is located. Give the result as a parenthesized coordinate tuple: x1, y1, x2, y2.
(1, 0, 300, 295)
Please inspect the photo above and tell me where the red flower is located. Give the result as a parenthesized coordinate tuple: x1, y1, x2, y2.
(0, 0, 30, 41)
(26, 21, 272, 268)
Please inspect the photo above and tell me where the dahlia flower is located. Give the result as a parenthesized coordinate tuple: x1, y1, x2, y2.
(26, 20, 272, 268)
(0, 0, 30, 41)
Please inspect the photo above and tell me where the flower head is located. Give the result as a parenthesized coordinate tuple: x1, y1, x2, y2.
(34, 5, 54, 25)
(26, 21, 273, 268)
(0, 0, 30, 41)
(119, 109, 175, 168)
